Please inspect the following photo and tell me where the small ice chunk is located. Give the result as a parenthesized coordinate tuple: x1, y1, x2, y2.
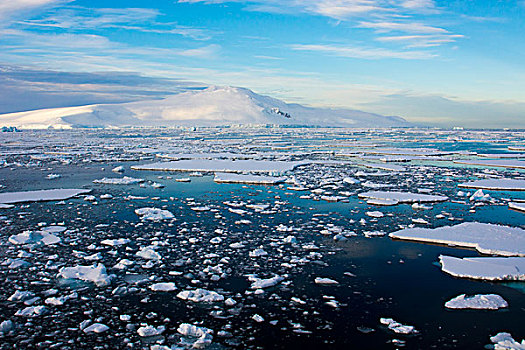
(445, 294, 508, 310)
(83, 323, 109, 334)
(149, 282, 177, 292)
(137, 325, 165, 337)
(314, 277, 339, 285)
(380, 318, 417, 334)
(58, 263, 111, 287)
(135, 207, 174, 221)
(177, 289, 224, 303)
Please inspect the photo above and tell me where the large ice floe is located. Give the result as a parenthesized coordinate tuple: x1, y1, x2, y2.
(509, 202, 525, 212)
(358, 191, 448, 205)
(93, 176, 144, 185)
(58, 264, 112, 287)
(458, 178, 525, 191)
(131, 159, 307, 175)
(213, 173, 285, 184)
(389, 222, 525, 256)
(439, 256, 525, 281)
(444, 294, 508, 310)
(0, 189, 91, 204)
(454, 159, 525, 169)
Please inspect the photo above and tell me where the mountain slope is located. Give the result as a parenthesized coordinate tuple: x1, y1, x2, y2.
(0, 86, 411, 128)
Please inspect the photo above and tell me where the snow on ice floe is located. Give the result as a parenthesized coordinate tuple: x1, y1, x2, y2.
(358, 191, 448, 205)
(439, 255, 525, 281)
(249, 275, 284, 289)
(134, 207, 174, 221)
(380, 318, 418, 334)
(177, 289, 224, 303)
(454, 159, 525, 169)
(459, 178, 525, 191)
(389, 222, 525, 256)
(93, 176, 144, 185)
(213, 173, 285, 185)
(149, 282, 177, 292)
(131, 159, 308, 175)
(490, 332, 525, 350)
(509, 202, 525, 213)
(444, 294, 508, 310)
(9, 230, 61, 245)
(177, 323, 213, 348)
(0, 188, 91, 204)
(58, 264, 112, 287)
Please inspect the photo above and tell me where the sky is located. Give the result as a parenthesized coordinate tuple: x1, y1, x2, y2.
(0, 0, 524, 128)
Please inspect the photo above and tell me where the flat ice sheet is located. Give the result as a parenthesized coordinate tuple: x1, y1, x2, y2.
(132, 159, 308, 174)
(358, 191, 448, 204)
(454, 159, 525, 169)
(439, 255, 525, 281)
(459, 179, 525, 191)
(214, 173, 285, 184)
(390, 222, 525, 256)
(509, 202, 525, 212)
(0, 189, 91, 204)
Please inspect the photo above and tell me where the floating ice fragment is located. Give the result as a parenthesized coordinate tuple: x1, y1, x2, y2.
(137, 325, 166, 337)
(58, 263, 111, 287)
(135, 207, 174, 221)
(0, 189, 91, 204)
(380, 318, 417, 334)
(177, 289, 224, 303)
(150, 282, 177, 292)
(314, 277, 339, 285)
(439, 255, 525, 281)
(93, 176, 144, 185)
(490, 332, 525, 350)
(445, 294, 508, 309)
(83, 323, 109, 334)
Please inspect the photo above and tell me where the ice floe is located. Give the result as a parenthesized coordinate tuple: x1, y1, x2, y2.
(131, 159, 308, 175)
(439, 255, 525, 281)
(490, 332, 525, 350)
(380, 318, 418, 334)
(135, 207, 174, 221)
(58, 263, 112, 287)
(93, 176, 144, 185)
(177, 289, 224, 303)
(0, 189, 91, 204)
(444, 294, 508, 310)
(214, 173, 285, 184)
(459, 178, 525, 191)
(358, 191, 448, 205)
(389, 222, 525, 256)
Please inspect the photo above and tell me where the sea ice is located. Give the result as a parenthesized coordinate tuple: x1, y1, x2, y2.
(214, 173, 285, 184)
(490, 332, 525, 350)
(390, 222, 525, 256)
(444, 294, 508, 309)
(177, 289, 224, 303)
(150, 282, 177, 292)
(459, 178, 525, 191)
(58, 263, 112, 287)
(358, 191, 448, 204)
(93, 176, 144, 185)
(135, 207, 174, 221)
(439, 255, 525, 281)
(0, 189, 91, 204)
(380, 318, 417, 334)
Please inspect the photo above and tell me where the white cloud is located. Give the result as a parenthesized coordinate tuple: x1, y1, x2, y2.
(0, 0, 68, 20)
(290, 43, 435, 59)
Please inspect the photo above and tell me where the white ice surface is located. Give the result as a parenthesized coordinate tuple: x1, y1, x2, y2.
(214, 173, 285, 184)
(444, 294, 508, 309)
(135, 207, 174, 221)
(390, 222, 525, 256)
(459, 179, 525, 191)
(0, 189, 91, 204)
(93, 176, 144, 185)
(439, 255, 525, 281)
(358, 191, 448, 204)
(454, 159, 525, 169)
(177, 289, 224, 303)
(58, 264, 111, 287)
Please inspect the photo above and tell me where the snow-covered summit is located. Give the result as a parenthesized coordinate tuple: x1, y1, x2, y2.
(0, 85, 411, 129)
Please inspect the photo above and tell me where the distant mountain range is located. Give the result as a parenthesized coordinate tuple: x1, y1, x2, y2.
(0, 86, 411, 128)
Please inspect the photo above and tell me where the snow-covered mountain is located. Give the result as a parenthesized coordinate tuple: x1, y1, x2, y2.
(0, 86, 411, 128)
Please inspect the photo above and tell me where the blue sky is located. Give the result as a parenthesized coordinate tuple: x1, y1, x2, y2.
(0, 0, 524, 128)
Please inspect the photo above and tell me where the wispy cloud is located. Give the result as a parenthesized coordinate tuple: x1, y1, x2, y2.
(290, 43, 435, 59)
(18, 7, 215, 40)
(376, 34, 464, 48)
(0, 0, 68, 20)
